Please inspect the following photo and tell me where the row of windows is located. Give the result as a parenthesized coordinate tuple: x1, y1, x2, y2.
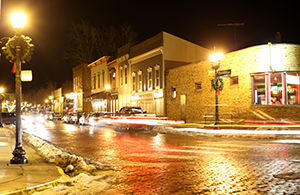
(73, 76, 82, 91)
(131, 65, 160, 92)
(252, 72, 300, 105)
(92, 70, 105, 90)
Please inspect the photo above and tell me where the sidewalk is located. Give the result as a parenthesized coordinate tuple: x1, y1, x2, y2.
(0, 127, 62, 194)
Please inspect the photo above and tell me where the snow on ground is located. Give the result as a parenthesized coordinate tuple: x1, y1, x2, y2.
(20, 131, 120, 194)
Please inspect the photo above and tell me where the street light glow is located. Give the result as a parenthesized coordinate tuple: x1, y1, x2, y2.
(105, 84, 111, 90)
(0, 87, 5, 93)
(10, 12, 27, 29)
(209, 52, 224, 62)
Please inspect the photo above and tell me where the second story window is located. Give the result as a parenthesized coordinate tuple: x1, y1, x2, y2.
(93, 73, 96, 89)
(97, 72, 100, 89)
(120, 67, 123, 86)
(147, 67, 153, 90)
(155, 65, 160, 89)
(138, 71, 142, 92)
(132, 72, 136, 92)
(124, 66, 128, 85)
(102, 70, 105, 88)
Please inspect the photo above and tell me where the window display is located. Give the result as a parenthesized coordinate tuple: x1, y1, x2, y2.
(252, 72, 299, 105)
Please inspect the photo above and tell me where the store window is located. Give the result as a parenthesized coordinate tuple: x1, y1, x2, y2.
(286, 73, 300, 104)
(253, 74, 266, 105)
(269, 73, 284, 104)
(252, 72, 300, 105)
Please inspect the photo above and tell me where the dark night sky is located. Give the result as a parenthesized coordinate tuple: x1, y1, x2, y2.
(0, 0, 299, 93)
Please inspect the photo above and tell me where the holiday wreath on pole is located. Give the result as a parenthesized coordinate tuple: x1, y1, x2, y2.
(1, 35, 34, 72)
(211, 77, 224, 95)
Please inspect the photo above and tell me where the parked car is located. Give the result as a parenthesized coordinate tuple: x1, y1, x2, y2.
(79, 113, 89, 125)
(1, 112, 16, 125)
(70, 112, 82, 124)
(62, 113, 73, 123)
(116, 106, 146, 116)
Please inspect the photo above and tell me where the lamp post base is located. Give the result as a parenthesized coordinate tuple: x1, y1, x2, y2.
(10, 146, 28, 164)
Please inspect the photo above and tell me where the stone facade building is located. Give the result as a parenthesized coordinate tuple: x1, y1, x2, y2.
(166, 43, 300, 122)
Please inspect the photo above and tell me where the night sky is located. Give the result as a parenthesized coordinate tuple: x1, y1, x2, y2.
(0, 0, 299, 93)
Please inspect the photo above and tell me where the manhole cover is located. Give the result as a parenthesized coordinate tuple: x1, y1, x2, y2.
(273, 172, 300, 180)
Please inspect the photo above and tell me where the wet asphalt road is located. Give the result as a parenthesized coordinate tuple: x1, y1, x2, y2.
(23, 120, 300, 194)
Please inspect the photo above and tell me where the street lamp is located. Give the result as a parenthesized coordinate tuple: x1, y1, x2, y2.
(10, 11, 28, 164)
(0, 87, 5, 128)
(210, 52, 224, 125)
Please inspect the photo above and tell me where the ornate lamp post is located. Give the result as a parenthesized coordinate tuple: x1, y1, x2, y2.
(0, 87, 5, 128)
(1, 11, 34, 164)
(210, 52, 224, 125)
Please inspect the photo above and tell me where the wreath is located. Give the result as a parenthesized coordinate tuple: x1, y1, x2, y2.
(211, 77, 224, 95)
(1, 35, 34, 63)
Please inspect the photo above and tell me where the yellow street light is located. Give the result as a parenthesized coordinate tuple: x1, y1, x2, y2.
(10, 12, 27, 29)
(105, 84, 111, 90)
(45, 99, 49, 103)
(209, 52, 224, 62)
(0, 87, 5, 94)
(49, 96, 53, 100)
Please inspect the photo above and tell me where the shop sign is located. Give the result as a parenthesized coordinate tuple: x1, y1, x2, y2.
(217, 69, 231, 77)
(286, 75, 300, 85)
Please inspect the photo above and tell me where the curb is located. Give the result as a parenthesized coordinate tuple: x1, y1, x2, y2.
(1, 167, 68, 195)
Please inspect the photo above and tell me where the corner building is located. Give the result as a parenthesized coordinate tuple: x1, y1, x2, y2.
(167, 43, 300, 122)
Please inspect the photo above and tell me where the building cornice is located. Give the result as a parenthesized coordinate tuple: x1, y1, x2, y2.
(129, 47, 163, 64)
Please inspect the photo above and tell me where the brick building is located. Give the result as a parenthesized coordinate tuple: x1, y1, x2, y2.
(167, 43, 300, 122)
(72, 64, 91, 112)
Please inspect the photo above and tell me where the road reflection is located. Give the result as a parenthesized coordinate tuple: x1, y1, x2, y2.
(21, 120, 300, 194)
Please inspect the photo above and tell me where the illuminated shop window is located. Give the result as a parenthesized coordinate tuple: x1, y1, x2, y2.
(253, 74, 266, 105)
(286, 73, 300, 104)
(252, 72, 300, 105)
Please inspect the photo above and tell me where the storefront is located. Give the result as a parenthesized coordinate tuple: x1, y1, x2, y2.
(167, 43, 300, 122)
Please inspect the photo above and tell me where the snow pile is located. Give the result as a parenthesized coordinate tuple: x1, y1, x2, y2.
(33, 173, 116, 195)
(23, 132, 116, 176)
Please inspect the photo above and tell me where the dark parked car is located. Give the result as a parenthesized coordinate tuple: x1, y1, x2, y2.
(1, 112, 16, 125)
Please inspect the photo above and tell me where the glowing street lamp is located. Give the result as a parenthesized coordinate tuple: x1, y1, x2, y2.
(10, 11, 28, 164)
(10, 12, 27, 29)
(210, 52, 224, 125)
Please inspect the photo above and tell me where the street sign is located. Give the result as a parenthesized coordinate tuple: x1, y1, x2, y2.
(217, 69, 231, 77)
